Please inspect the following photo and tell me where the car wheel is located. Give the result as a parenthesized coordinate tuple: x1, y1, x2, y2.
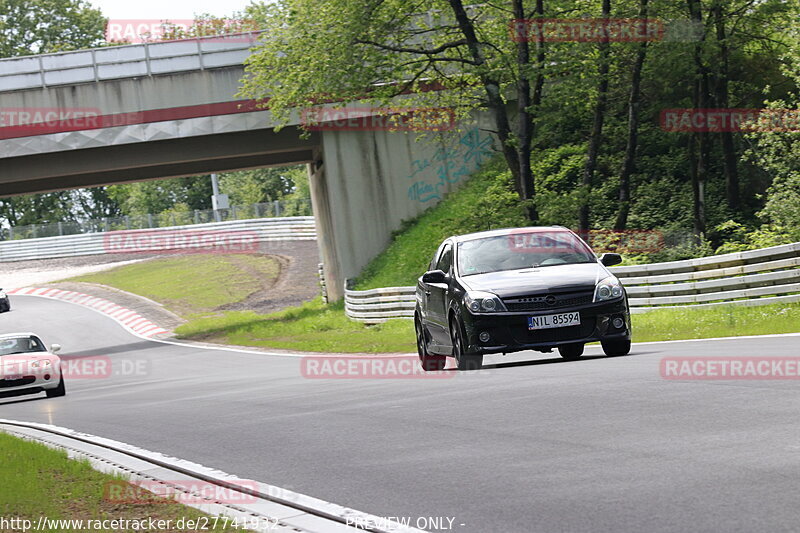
(558, 342, 584, 360)
(46, 376, 66, 398)
(416, 318, 446, 371)
(602, 339, 631, 357)
(450, 318, 482, 371)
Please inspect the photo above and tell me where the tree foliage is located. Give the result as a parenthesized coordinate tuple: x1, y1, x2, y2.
(241, 0, 800, 246)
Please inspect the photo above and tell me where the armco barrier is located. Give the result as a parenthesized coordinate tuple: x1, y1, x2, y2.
(345, 242, 800, 323)
(0, 217, 316, 262)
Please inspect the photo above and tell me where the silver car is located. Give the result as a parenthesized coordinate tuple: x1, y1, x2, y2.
(0, 332, 65, 398)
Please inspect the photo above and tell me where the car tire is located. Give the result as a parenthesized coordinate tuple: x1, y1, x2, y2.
(558, 342, 584, 360)
(416, 318, 446, 371)
(450, 318, 482, 371)
(602, 339, 631, 357)
(46, 376, 66, 398)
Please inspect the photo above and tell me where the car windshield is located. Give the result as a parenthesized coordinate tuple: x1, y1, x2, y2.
(0, 337, 46, 356)
(457, 231, 597, 276)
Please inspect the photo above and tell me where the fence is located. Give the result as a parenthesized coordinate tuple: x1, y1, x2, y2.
(1, 199, 312, 241)
(0, 217, 316, 262)
(344, 242, 800, 323)
(0, 31, 261, 91)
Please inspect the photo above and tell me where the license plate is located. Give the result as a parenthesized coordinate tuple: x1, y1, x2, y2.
(528, 312, 581, 330)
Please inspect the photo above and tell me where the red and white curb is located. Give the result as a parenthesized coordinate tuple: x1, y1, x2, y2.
(7, 287, 169, 338)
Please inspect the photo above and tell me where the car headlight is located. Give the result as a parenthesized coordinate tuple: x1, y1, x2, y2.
(594, 276, 624, 302)
(464, 291, 507, 313)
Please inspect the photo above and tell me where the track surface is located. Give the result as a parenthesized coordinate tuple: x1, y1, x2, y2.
(2, 295, 799, 532)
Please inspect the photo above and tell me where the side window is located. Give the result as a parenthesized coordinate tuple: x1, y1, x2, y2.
(430, 243, 446, 271)
(436, 244, 453, 274)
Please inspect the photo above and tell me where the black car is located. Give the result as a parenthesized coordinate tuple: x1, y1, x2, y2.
(0, 288, 9, 313)
(415, 227, 631, 371)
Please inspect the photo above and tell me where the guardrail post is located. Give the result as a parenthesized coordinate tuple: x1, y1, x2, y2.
(57, 222, 63, 236)
(274, 200, 281, 217)
(147, 214, 154, 228)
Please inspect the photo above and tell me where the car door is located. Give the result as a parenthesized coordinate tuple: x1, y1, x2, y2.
(417, 243, 444, 329)
(425, 242, 453, 347)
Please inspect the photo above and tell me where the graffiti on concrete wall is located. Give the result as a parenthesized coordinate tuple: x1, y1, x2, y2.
(406, 127, 494, 203)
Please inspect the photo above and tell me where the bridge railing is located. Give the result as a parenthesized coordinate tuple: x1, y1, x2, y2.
(344, 242, 800, 323)
(0, 32, 262, 91)
(0, 217, 316, 263)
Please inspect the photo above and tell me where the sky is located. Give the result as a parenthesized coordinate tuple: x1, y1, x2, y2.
(89, 0, 258, 19)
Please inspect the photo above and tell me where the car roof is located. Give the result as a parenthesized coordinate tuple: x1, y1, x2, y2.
(447, 226, 574, 244)
(0, 332, 40, 339)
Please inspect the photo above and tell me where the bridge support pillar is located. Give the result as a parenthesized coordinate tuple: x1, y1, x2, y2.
(307, 157, 344, 302)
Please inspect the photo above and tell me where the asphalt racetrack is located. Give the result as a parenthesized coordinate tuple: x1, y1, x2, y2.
(2, 295, 799, 532)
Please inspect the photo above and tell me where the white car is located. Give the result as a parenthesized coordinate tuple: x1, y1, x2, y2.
(0, 332, 65, 398)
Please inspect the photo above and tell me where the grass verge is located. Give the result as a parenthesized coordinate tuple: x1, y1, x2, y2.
(631, 302, 800, 342)
(67, 254, 279, 315)
(175, 298, 415, 353)
(0, 431, 240, 530)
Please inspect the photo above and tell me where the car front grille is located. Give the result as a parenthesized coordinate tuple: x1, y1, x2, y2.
(0, 377, 35, 388)
(503, 292, 593, 311)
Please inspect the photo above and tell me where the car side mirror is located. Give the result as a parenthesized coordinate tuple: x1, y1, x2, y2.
(50, 344, 61, 353)
(600, 253, 622, 267)
(422, 270, 448, 284)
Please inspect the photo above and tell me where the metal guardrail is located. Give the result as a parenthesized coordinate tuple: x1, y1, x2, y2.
(1, 199, 312, 241)
(0, 31, 261, 91)
(344, 242, 800, 323)
(0, 217, 316, 262)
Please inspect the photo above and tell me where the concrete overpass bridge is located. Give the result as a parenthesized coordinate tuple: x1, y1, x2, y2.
(0, 33, 496, 300)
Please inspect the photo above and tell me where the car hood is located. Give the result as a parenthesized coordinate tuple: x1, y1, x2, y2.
(459, 262, 608, 298)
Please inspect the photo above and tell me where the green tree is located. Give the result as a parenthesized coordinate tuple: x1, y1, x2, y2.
(240, 0, 549, 220)
(0, 0, 106, 56)
(0, 0, 109, 231)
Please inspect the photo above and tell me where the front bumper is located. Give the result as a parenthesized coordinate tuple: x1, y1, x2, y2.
(0, 373, 60, 398)
(461, 297, 630, 355)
